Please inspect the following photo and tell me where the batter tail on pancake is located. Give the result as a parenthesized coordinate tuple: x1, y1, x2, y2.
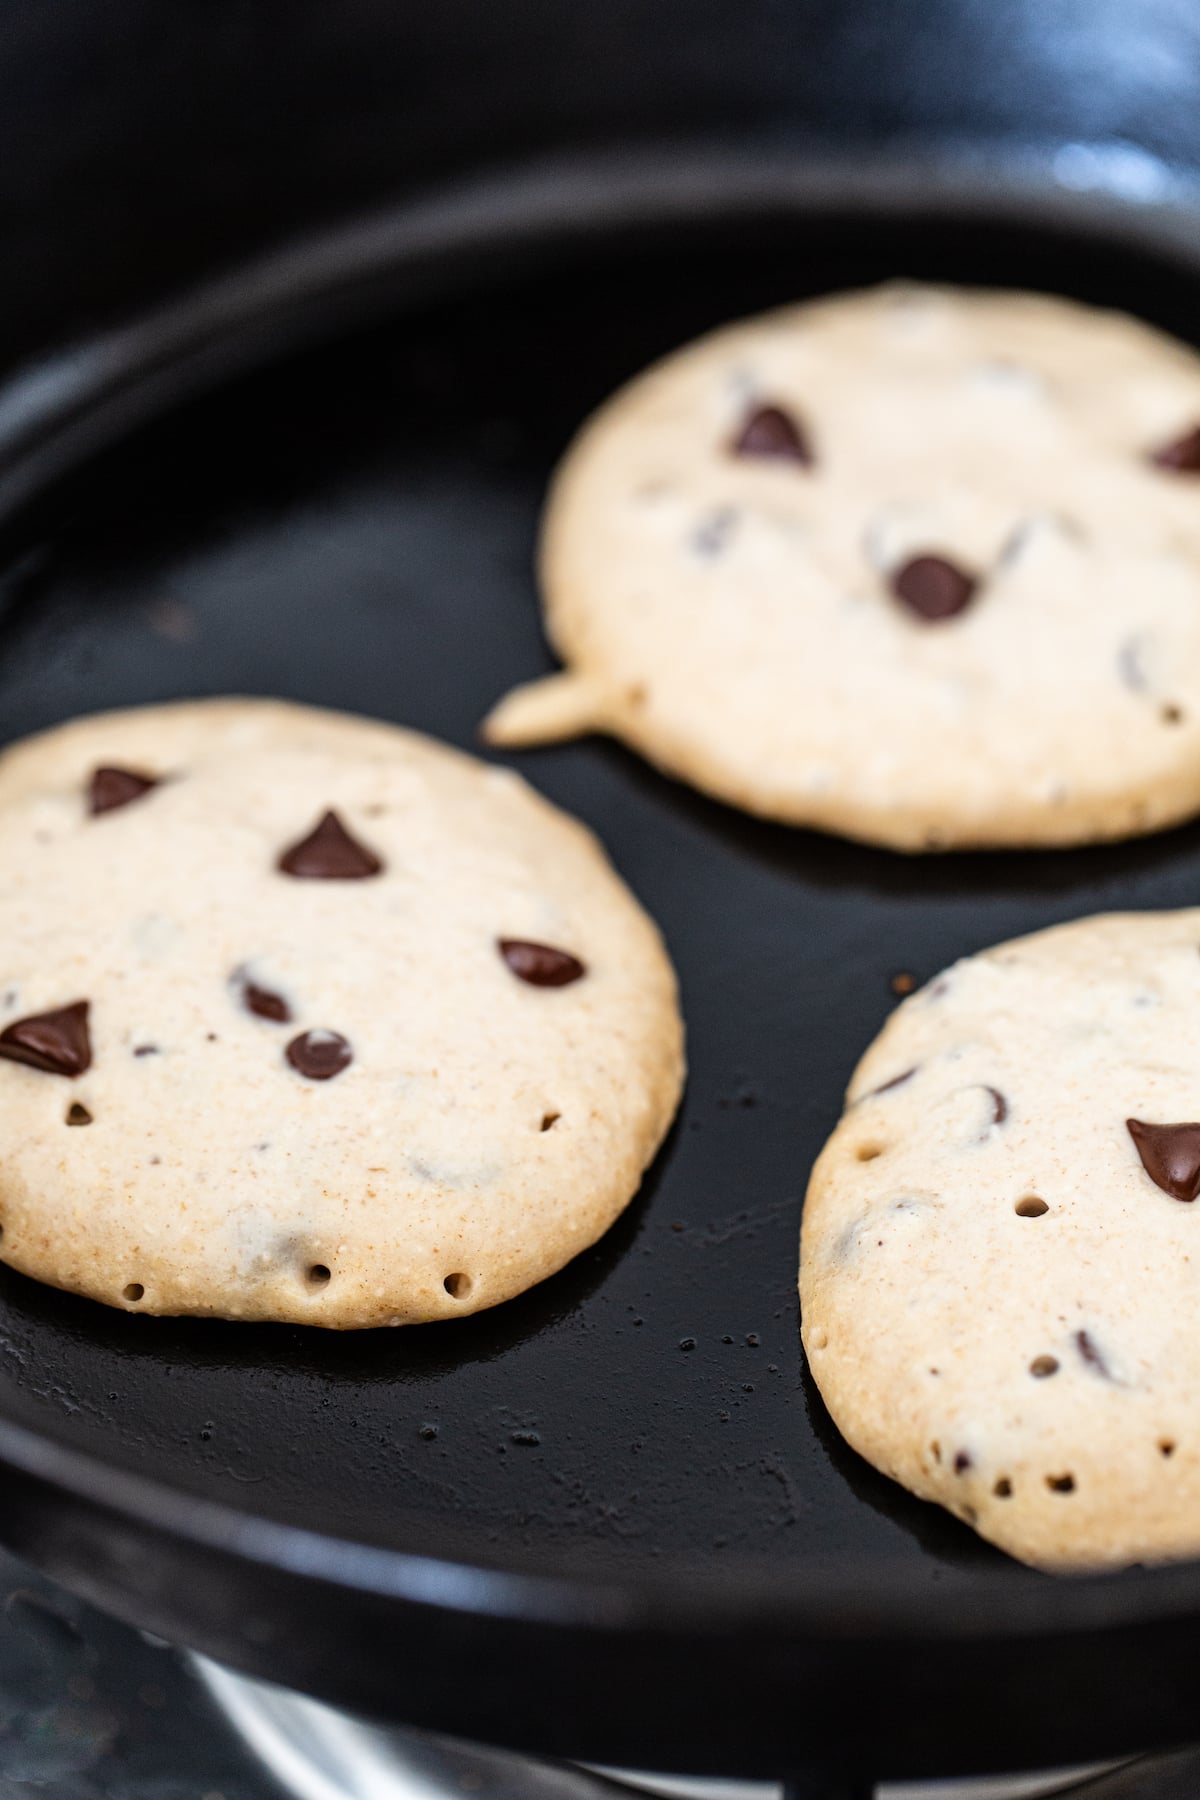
(482, 670, 605, 747)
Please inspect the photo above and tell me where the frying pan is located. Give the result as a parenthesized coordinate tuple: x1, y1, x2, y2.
(4, 0, 1200, 1787)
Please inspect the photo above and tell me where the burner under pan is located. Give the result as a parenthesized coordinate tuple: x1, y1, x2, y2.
(0, 1537, 1172, 1800)
(192, 1652, 1129, 1800)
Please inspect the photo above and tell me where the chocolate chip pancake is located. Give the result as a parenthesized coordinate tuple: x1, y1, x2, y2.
(0, 699, 684, 1326)
(485, 283, 1200, 850)
(801, 911, 1200, 1568)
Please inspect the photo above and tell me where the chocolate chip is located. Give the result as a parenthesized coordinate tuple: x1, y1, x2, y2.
(0, 1001, 91, 1077)
(1150, 425, 1200, 473)
(953, 1451, 972, 1474)
(1030, 1355, 1059, 1378)
(890, 554, 978, 622)
(986, 1086, 1008, 1125)
(1076, 1329, 1112, 1379)
(232, 967, 291, 1024)
(862, 1066, 917, 1100)
(88, 766, 157, 816)
(286, 1029, 352, 1081)
(731, 402, 812, 466)
(1127, 1118, 1200, 1201)
(278, 811, 382, 879)
(498, 940, 586, 987)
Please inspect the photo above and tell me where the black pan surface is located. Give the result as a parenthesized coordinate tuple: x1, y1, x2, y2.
(5, 173, 1200, 1783)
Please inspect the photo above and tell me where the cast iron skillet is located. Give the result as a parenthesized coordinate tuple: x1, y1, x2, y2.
(6, 125, 1200, 1791)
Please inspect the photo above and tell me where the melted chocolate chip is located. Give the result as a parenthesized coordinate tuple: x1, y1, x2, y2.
(1151, 425, 1200, 473)
(88, 766, 157, 816)
(499, 940, 586, 987)
(731, 403, 812, 466)
(1076, 1329, 1112, 1379)
(985, 1086, 1008, 1125)
(890, 554, 978, 622)
(862, 1066, 917, 1100)
(1127, 1118, 1200, 1201)
(233, 967, 292, 1024)
(278, 811, 382, 879)
(0, 1001, 91, 1077)
(953, 1451, 972, 1474)
(286, 1029, 352, 1081)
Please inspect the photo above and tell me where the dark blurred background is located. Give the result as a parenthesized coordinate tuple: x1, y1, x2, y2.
(2, 0, 1200, 377)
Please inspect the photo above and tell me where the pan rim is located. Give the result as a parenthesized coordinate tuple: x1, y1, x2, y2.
(7, 1408, 1200, 1644)
(2, 136, 1200, 529)
(4, 139, 1200, 1664)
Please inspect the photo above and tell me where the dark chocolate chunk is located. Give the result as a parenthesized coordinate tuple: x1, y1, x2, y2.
(88, 766, 157, 816)
(278, 811, 382, 879)
(1075, 1329, 1112, 1379)
(499, 939, 586, 987)
(285, 1029, 352, 1081)
(1150, 425, 1200, 473)
(985, 1086, 1008, 1125)
(731, 403, 813, 466)
(0, 1001, 91, 1077)
(1127, 1118, 1200, 1201)
(890, 554, 978, 622)
(233, 967, 292, 1024)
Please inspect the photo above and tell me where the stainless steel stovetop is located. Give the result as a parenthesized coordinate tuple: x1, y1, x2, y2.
(0, 1544, 1184, 1800)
